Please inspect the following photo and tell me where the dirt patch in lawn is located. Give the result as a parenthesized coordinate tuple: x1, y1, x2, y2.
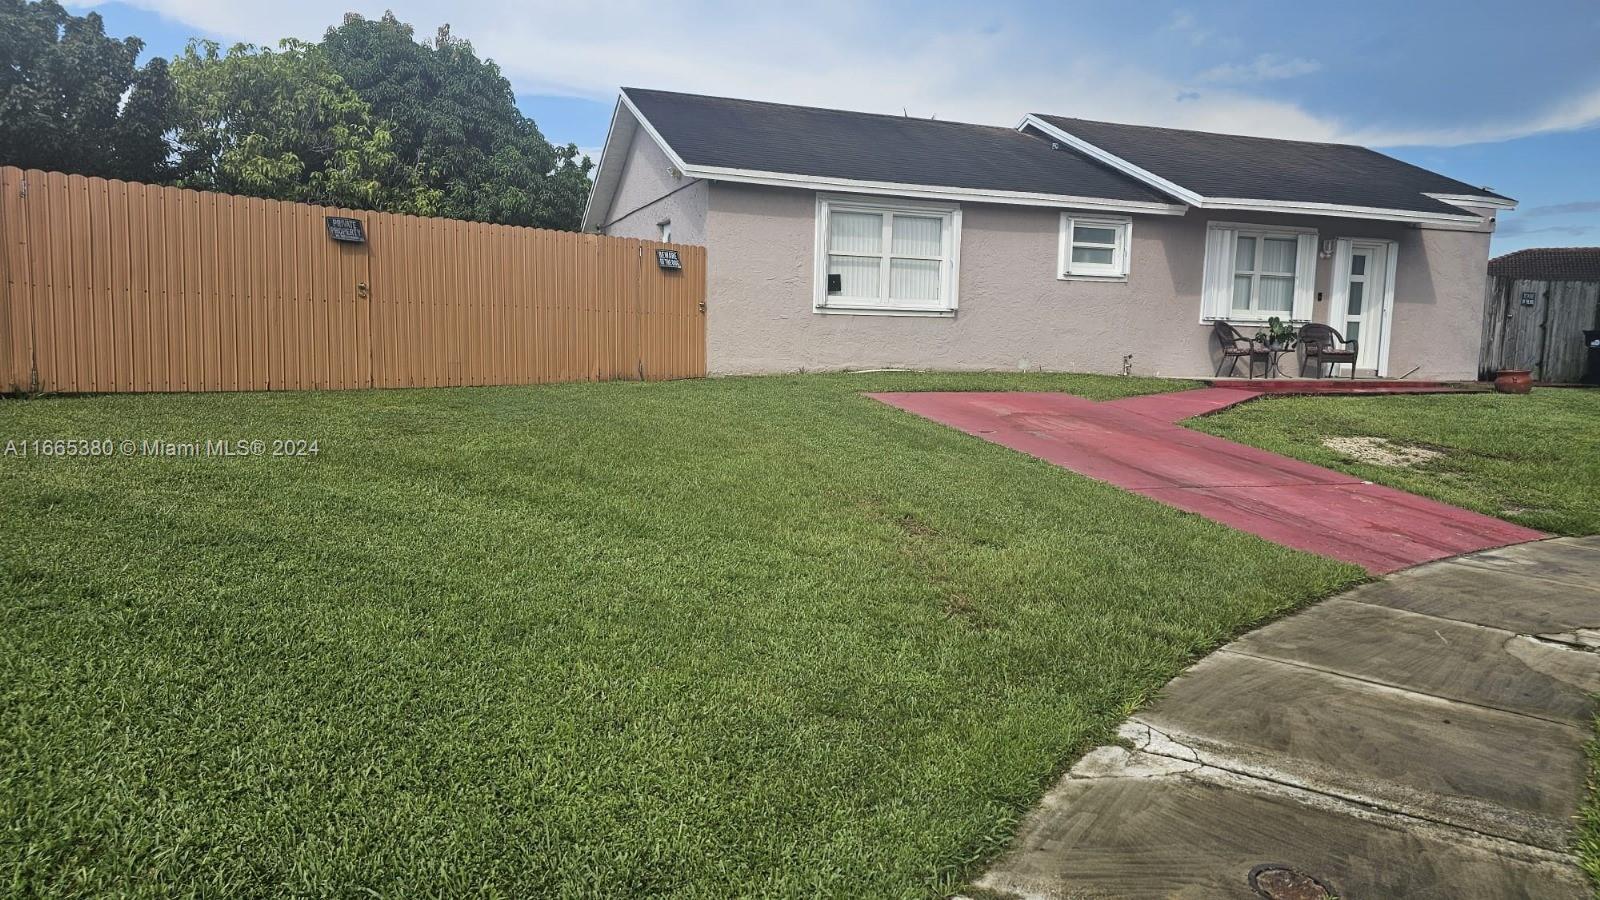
(1321, 436, 1443, 468)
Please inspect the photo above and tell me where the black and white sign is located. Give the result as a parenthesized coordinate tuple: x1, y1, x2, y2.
(656, 249, 682, 270)
(1519, 291, 1537, 307)
(325, 216, 366, 243)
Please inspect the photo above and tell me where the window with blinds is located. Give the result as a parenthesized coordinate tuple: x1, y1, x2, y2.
(815, 198, 959, 313)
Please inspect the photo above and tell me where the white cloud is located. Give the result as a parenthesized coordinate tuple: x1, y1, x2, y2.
(66, 0, 1600, 149)
(1351, 83, 1600, 147)
(1197, 54, 1322, 85)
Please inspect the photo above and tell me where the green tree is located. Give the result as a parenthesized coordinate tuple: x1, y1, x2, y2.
(0, 0, 177, 181)
(169, 38, 442, 213)
(319, 13, 592, 230)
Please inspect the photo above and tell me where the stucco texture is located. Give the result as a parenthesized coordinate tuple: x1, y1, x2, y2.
(703, 182, 1492, 379)
(601, 130, 708, 245)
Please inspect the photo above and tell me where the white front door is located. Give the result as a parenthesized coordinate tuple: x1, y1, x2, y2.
(1334, 241, 1392, 374)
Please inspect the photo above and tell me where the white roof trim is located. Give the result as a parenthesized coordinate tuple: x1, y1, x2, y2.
(600, 91, 1188, 216)
(1425, 192, 1517, 211)
(1197, 197, 1482, 224)
(1020, 114, 1493, 226)
(1019, 115, 1204, 206)
(580, 98, 632, 232)
(675, 163, 1187, 213)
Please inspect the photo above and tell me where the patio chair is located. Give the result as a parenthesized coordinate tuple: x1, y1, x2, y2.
(1212, 321, 1270, 378)
(1298, 323, 1359, 378)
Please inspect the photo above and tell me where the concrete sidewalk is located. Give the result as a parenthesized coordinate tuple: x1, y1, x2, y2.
(969, 537, 1600, 900)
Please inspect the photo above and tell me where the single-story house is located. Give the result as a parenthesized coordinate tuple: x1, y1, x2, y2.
(582, 88, 1515, 379)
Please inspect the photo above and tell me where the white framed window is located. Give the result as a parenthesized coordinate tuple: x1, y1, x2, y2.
(1058, 214, 1131, 278)
(1231, 232, 1298, 316)
(814, 196, 960, 315)
(1199, 223, 1317, 323)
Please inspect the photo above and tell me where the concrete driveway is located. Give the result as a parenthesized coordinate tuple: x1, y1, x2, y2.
(870, 389, 1544, 573)
(970, 537, 1600, 899)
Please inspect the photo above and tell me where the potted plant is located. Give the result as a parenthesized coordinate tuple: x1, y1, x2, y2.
(1493, 369, 1533, 394)
(1253, 316, 1297, 350)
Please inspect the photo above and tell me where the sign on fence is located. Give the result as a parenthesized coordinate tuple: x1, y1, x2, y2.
(325, 216, 367, 243)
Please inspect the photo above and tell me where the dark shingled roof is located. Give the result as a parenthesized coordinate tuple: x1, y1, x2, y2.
(622, 88, 1175, 205)
(1488, 247, 1600, 281)
(1033, 115, 1511, 216)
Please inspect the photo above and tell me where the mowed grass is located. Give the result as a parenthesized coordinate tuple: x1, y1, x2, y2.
(1192, 388, 1600, 536)
(1, 372, 1360, 898)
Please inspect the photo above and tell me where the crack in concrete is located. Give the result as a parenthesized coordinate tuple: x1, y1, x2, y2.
(1530, 629, 1600, 652)
(1095, 717, 1577, 870)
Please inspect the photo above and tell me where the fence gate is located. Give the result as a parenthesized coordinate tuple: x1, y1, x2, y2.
(1480, 275, 1600, 382)
(0, 166, 705, 394)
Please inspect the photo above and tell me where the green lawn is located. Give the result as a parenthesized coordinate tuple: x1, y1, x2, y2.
(0, 372, 1367, 897)
(1191, 388, 1600, 536)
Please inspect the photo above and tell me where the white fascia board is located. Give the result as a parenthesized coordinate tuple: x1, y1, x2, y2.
(580, 98, 632, 232)
(678, 163, 1188, 214)
(618, 90, 696, 174)
(1021, 114, 1491, 227)
(1199, 197, 1485, 225)
(1020, 115, 1204, 206)
(1425, 192, 1517, 211)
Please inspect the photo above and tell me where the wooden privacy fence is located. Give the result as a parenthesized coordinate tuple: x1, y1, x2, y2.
(0, 166, 705, 394)
(1480, 275, 1600, 382)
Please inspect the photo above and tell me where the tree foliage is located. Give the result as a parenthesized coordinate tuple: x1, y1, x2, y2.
(319, 13, 592, 229)
(0, 0, 177, 181)
(0, 5, 591, 230)
(169, 39, 442, 213)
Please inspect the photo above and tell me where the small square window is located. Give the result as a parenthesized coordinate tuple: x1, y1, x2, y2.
(1060, 215, 1131, 278)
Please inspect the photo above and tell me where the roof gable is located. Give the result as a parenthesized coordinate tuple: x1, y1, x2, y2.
(613, 89, 1185, 209)
(1027, 114, 1513, 222)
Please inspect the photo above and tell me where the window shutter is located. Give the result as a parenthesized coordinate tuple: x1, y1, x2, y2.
(1292, 233, 1318, 321)
(1200, 226, 1236, 320)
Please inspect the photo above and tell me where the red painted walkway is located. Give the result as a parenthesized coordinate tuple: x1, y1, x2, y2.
(870, 390, 1544, 574)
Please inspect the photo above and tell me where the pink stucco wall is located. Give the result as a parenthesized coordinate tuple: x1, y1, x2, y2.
(702, 182, 1494, 379)
(600, 130, 708, 245)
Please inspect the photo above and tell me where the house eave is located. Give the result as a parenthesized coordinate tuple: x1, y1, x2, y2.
(1020, 114, 1494, 227)
(679, 164, 1189, 214)
(1425, 192, 1517, 211)
(580, 97, 635, 232)
(609, 91, 1187, 216)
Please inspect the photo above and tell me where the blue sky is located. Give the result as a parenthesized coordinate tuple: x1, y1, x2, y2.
(74, 1, 1600, 253)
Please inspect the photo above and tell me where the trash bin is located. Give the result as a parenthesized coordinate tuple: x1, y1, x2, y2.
(1586, 329, 1600, 386)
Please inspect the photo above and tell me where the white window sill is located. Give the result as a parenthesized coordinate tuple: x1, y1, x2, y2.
(1216, 312, 1302, 324)
(1058, 273, 1128, 283)
(814, 305, 955, 318)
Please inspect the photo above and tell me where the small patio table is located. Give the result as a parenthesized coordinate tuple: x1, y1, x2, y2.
(1265, 346, 1296, 378)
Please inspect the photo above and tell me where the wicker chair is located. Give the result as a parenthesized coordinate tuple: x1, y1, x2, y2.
(1212, 321, 1270, 378)
(1298, 323, 1359, 378)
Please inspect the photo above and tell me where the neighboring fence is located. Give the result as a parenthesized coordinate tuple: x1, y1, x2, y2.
(0, 166, 705, 394)
(1479, 275, 1600, 382)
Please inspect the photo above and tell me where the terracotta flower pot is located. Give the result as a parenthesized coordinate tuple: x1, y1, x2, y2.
(1494, 369, 1533, 394)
